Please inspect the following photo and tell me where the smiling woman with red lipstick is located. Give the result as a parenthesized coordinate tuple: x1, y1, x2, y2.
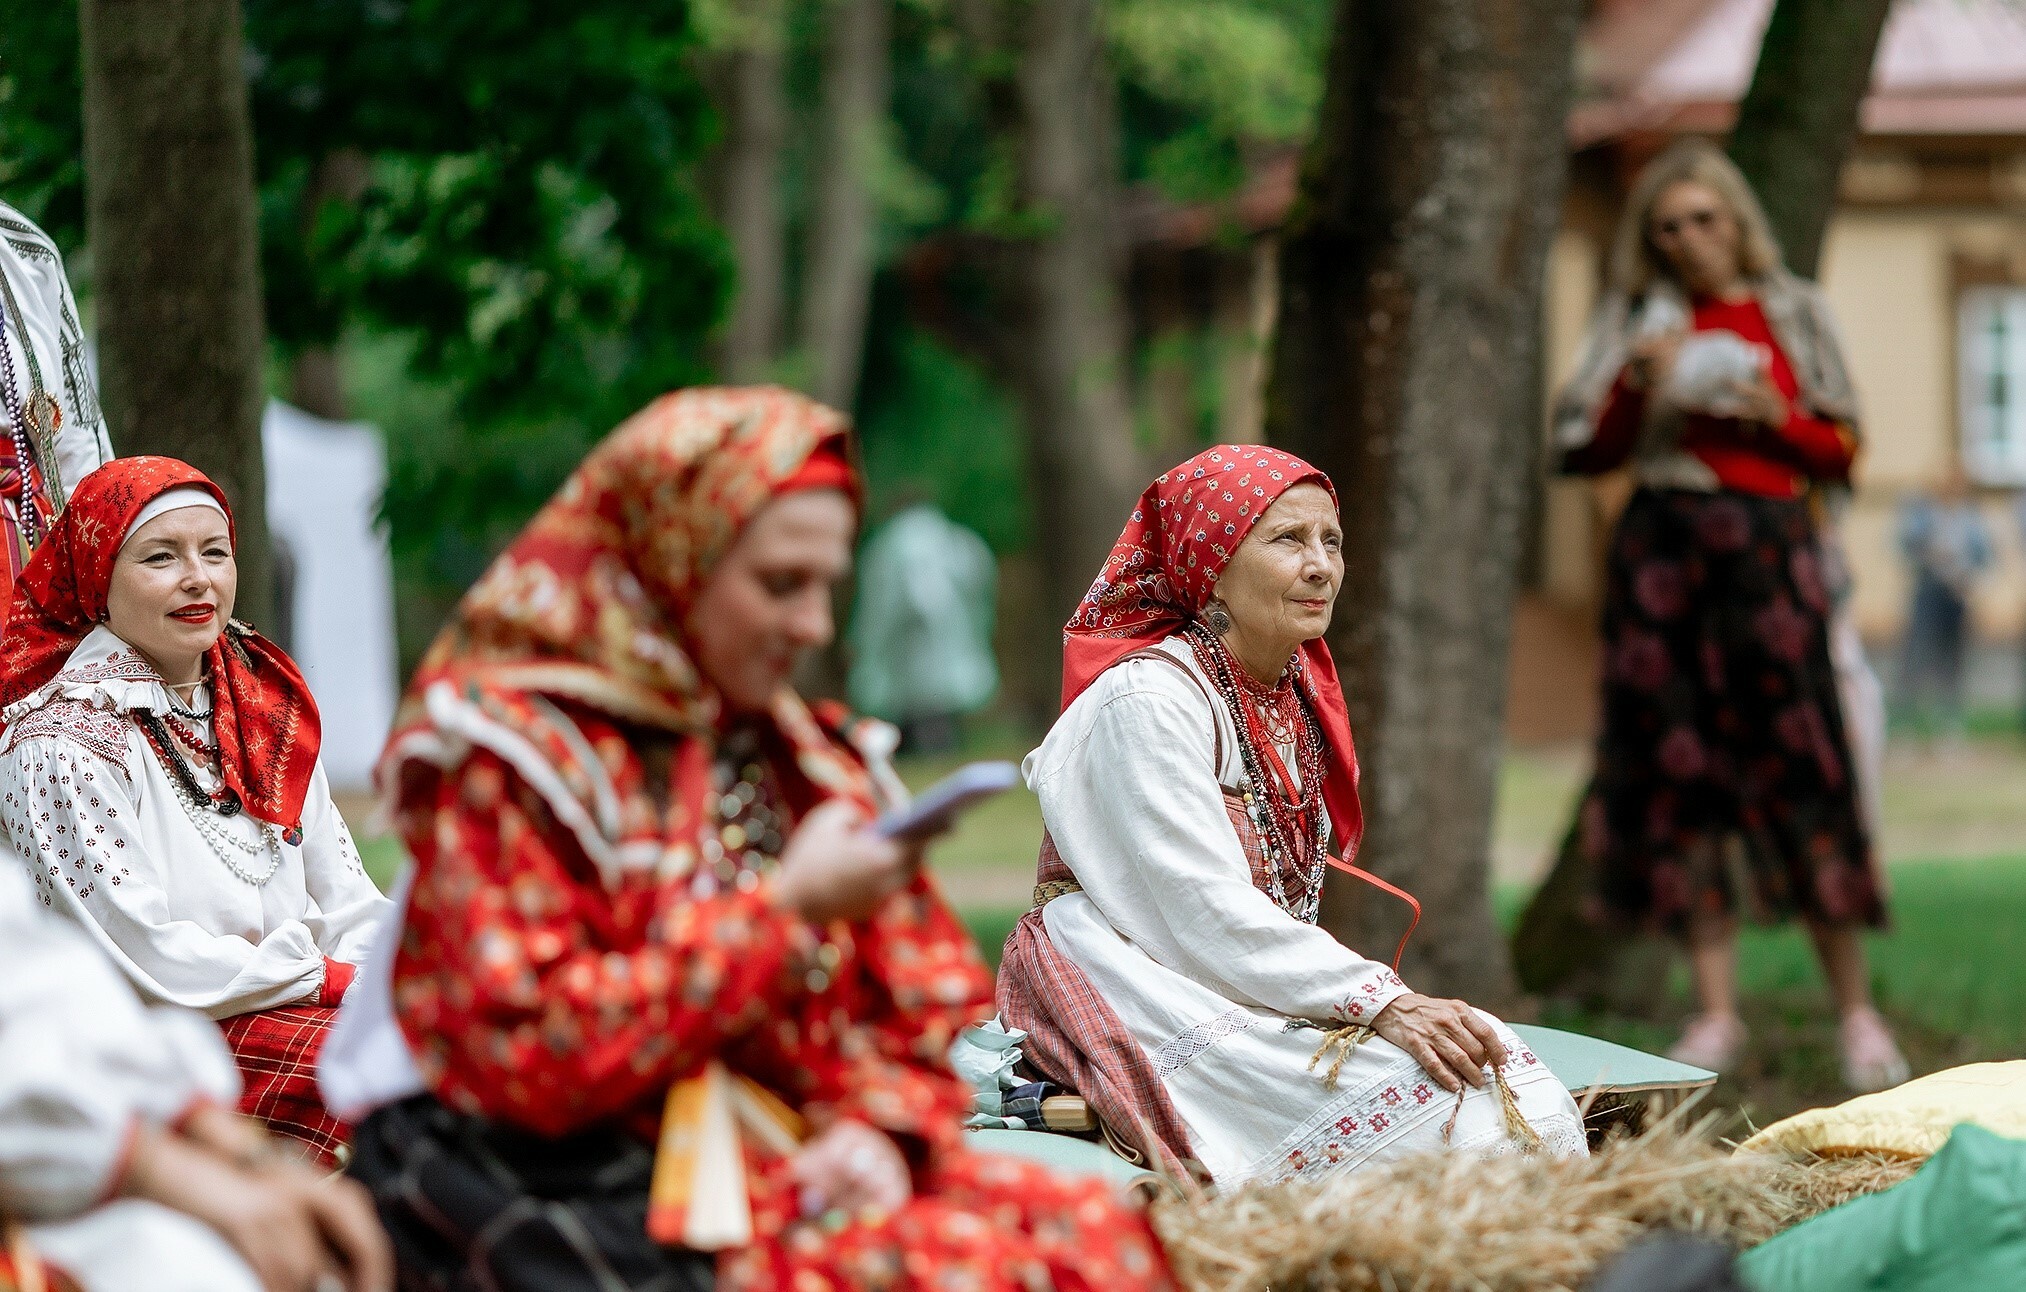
(0, 457, 391, 1168)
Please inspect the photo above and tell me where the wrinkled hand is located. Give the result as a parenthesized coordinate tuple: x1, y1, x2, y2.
(1626, 332, 1683, 393)
(790, 1120, 912, 1220)
(1370, 993, 1508, 1094)
(772, 800, 924, 923)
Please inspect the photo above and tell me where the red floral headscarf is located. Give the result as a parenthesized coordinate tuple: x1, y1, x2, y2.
(0, 456, 323, 832)
(1064, 444, 1366, 860)
(379, 387, 875, 885)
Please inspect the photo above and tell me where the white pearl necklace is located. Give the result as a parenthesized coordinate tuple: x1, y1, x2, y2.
(145, 733, 285, 886)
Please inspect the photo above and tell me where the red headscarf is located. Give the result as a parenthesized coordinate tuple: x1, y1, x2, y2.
(1063, 444, 1366, 861)
(379, 387, 879, 886)
(0, 457, 323, 832)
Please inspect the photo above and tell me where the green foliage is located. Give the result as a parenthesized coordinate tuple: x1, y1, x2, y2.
(857, 320, 1030, 554)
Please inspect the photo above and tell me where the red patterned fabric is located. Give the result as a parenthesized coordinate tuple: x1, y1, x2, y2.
(380, 387, 1171, 1286)
(0, 437, 56, 610)
(1061, 444, 1364, 859)
(0, 457, 321, 832)
(219, 1005, 349, 1169)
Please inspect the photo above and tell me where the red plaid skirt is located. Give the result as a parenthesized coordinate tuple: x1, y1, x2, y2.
(219, 1005, 350, 1168)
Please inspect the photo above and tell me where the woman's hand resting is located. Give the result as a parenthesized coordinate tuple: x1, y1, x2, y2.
(1370, 993, 1509, 1094)
(771, 799, 925, 923)
(790, 1120, 912, 1220)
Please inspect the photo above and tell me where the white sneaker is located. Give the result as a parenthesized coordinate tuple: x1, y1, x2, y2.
(1666, 1013, 1747, 1073)
(1840, 1009, 1911, 1093)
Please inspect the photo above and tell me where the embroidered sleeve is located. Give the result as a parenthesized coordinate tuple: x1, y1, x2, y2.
(297, 761, 392, 966)
(734, 878, 988, 1163)
(0, 736, 325, 1017)
(392, 750, 824, 1137)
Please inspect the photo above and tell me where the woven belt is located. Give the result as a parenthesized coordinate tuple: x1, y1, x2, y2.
(1032, 879, 1083, 909)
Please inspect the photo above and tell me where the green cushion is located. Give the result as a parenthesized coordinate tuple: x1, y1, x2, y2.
(1738, 1124, 2026, 1292)
(1510, 1023, 1717, 1096)
(966, 1127, 1152, 1184)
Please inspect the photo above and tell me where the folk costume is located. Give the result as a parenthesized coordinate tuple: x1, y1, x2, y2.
(0, 459, 389, 1166)
(996, 446, 1585, 1186)
(0, 202, 112, 599)
(0, 849, 262, 1292)
(366, 388, 1171, 1292)
(1555, 272, 1884, 932)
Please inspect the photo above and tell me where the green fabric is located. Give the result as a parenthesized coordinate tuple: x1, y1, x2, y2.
(966, 1128, 1151, 1185)
(1739, 1124, 2026, 1292)
(1509, 1023, 1717, 1096)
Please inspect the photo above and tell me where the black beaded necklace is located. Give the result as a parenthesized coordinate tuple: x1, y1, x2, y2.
(1183, 622, 1330, 922)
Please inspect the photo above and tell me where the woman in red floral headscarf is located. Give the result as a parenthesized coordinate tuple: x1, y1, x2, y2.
(997, 446, 1586, 1185)
(352, 388, 1171, 1292)
(0, 457, 391, 1167)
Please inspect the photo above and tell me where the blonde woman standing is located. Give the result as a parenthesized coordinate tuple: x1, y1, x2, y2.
(1554, 140, 1905, 1091)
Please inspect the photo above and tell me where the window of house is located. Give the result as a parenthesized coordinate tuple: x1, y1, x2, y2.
(1959, 286, 2026, 485)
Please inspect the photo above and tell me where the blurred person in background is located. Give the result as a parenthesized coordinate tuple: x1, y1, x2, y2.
(1553, 140, 1906, 1091)
(0, 200, 113, 602)
(0, 853, 390, 1292)
(847, 498, 998, 754)
(0, 459, 391, 1166)
(355, 388, 1171, 1291)
(1896, 466, 1992, 746)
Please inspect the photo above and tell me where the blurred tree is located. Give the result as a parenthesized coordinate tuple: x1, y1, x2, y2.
(702, 0, 793, 382)
(1267, 0, 1584, 1003)
(1728, 0, 1893, 279)
(799, 0, 892, 410)
(78, 0, 276, 628)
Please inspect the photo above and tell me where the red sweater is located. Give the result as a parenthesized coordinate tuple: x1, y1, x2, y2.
(1563, 295, 1856, 498)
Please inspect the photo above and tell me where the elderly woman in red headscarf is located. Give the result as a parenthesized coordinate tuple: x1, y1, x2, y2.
(0, 458, 392, 1168)
(351, 388, 1170, 1291)
(998, 447, 1586, 1185)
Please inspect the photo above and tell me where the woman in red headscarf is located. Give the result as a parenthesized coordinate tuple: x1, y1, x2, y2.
(997, 446, 1586, 1185)
(0, 457, 392, 1168)
(350, 388, 1170, 1291)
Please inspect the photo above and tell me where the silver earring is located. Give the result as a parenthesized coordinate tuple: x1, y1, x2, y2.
(1204, 600, 1234, 635)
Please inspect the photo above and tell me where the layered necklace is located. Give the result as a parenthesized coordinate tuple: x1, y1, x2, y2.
(695, 727, 789, 897)
(1183, 622, 1329, 923)
(0, 287, 61, 549)
(134, 690, 285, 887)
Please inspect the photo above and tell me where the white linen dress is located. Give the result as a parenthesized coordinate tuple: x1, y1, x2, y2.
(1028, 636, 1586, 1184)
(0, 626, 389, 1017)
(0, 856, 261, 1292)
(0, 200, 113, 503)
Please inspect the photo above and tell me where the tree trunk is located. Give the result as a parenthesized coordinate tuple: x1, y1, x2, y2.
(1009, 0, 1143, 699)
(1728, 0, 1893, 278)
(80, 0, 274, 628)
(714, 0, 791, 382)
(1515, 0, 1893, 1002)
(798, 0, 890, 411)
(1265, 0, 1584, 1004)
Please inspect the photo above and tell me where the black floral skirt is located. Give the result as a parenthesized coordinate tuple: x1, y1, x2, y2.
(1576, 488, 1884, 932)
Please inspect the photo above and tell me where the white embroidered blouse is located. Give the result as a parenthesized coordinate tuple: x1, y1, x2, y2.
(0, 856, 238, 1219)
(0, 627, 390, 1018)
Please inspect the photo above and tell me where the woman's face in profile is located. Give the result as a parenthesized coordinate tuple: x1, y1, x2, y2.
(1212, 483, 1344, 655)
(685, 488, 855, 714)
(1647, 179, 1741, 296)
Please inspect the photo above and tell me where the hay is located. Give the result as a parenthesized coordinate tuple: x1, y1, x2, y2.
(1152, 1120, 1805, 1292)
(1762, 1150, 1923, 1226)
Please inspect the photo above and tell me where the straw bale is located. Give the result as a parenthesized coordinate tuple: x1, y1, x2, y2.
(1761, 1149, 1922, 1226)
(1152, 1122, 1804, 1292)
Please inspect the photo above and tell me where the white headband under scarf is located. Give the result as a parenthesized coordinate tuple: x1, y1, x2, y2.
(121, 487, 229, 548)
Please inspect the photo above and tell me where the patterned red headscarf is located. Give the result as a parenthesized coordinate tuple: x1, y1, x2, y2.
(0, 456, 322, 832)
(379, 387, 877, 886)
(1063, 444, 1365, 860)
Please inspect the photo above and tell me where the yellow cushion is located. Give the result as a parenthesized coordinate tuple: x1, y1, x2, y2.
(1739, 1061, 2026, 1158)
